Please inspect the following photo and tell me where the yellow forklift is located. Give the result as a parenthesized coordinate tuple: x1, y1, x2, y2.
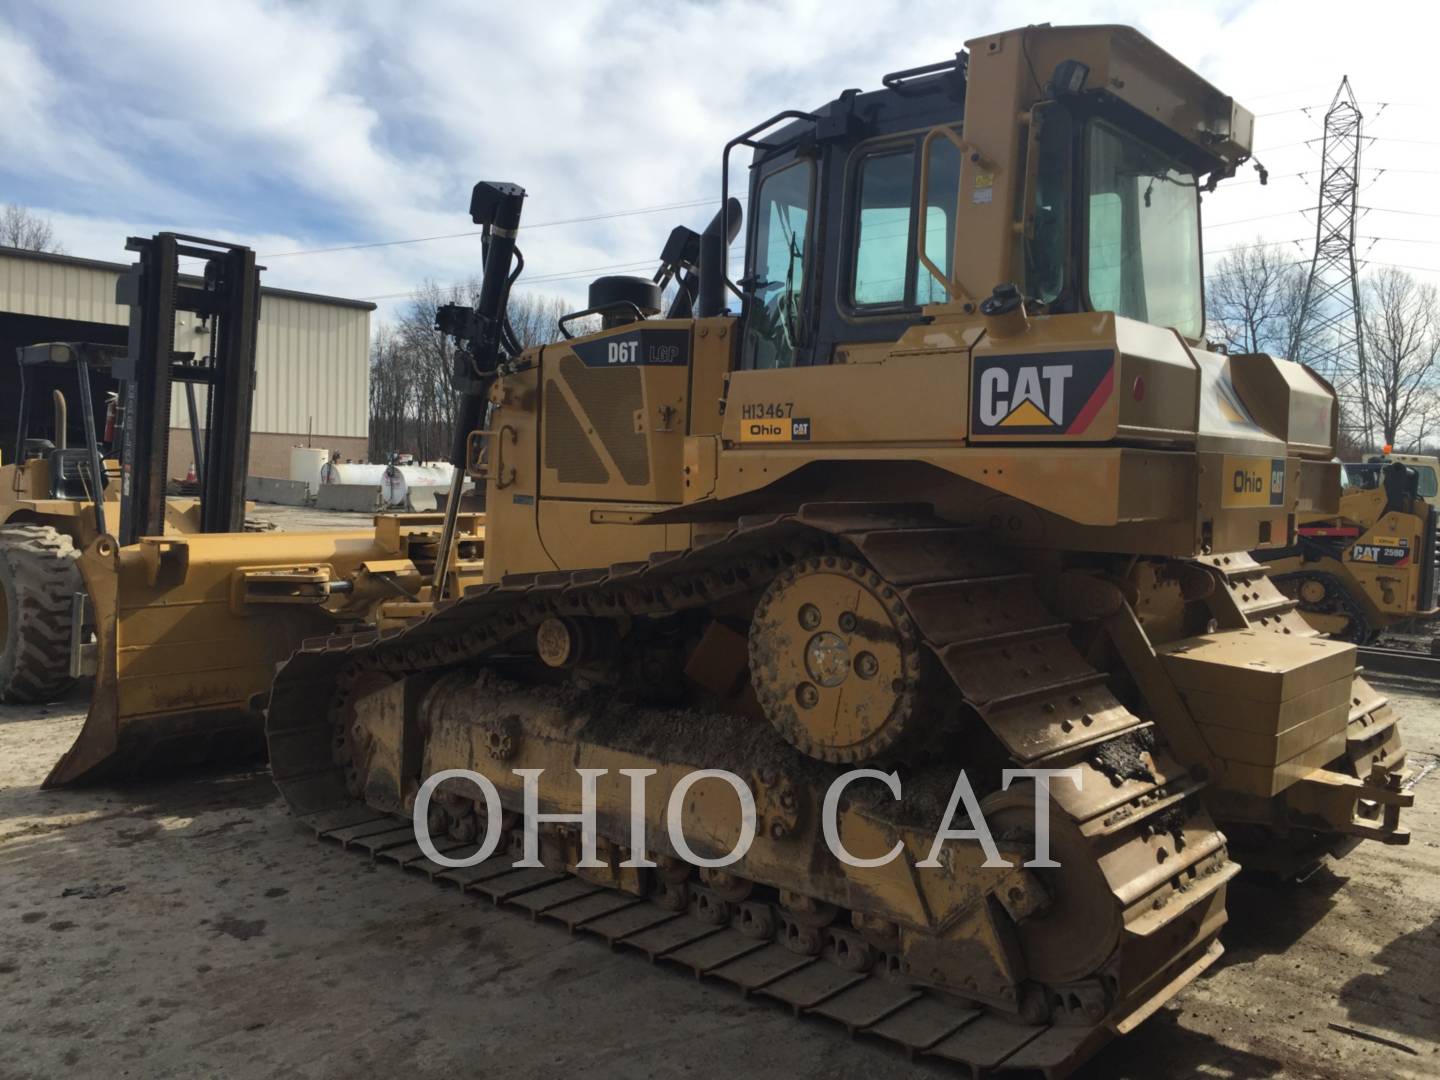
(1, 234, 263, 702)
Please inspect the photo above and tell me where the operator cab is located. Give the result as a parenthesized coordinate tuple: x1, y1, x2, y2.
(725, 33, 1244, 370)
(735, 62, 969, 369)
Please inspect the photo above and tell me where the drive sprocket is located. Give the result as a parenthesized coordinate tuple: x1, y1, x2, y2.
(747, 554, 922, 764)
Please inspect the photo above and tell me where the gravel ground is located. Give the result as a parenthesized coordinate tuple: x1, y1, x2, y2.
(1, 674, 1436, 1079)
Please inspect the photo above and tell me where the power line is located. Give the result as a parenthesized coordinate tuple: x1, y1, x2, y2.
(358, 233, 750, 302)
(260, 197, 738, 259)
(1257, 100, 1426, 118)
(1207, 239, 1308, 257)
(1366, 258, 1440, 274)
(1220, 171, 1312, 187)
(357, 258, 660, 302)
(1226, 167, 1440, 188)
(1361, 206, 1440, 219)
(1368, 137, 1440, 147)
(1250, 139, 1320, 153)
(1205, 208, 1312, 228)
(1361, 236, 1440, 246)
(1254, 130, 1440, 158)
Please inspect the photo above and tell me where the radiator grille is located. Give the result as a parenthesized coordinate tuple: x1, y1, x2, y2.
(543, 379, 609, 484)
(558, 354, 650, 486)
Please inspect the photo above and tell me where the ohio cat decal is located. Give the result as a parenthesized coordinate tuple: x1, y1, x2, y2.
(1221, 456, 1287, 509)
(971, 349, 1114, 437)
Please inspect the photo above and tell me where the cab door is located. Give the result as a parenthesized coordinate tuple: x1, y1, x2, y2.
(720, 129, 970, 458)
(740, 152, 816, 371)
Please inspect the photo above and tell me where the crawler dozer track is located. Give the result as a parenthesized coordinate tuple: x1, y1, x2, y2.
(267, 505, 1237, 1077)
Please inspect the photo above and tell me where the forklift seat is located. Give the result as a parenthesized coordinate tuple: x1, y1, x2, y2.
(48, 448, 107, 500)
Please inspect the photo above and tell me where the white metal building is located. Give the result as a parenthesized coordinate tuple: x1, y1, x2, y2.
(0, 244, 373, 478)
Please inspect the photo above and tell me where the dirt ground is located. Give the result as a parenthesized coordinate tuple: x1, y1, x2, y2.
(0, 685, 1428, 1080)
(2, 643, 1437, 1077)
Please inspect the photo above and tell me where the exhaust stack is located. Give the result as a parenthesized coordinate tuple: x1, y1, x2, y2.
(697, 197, 742, 318)
(433, 181, 527, 600)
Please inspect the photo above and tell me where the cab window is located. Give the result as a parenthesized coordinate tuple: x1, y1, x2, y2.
(849, 136, 961, 311)
(1417, 466, 1438, 499)
(853, 151, 912, 305)
(1084, 120, 1202, 337)
(743, 161, 812, 370)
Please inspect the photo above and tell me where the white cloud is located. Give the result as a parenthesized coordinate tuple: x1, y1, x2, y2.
(3, 0, 1438, 328)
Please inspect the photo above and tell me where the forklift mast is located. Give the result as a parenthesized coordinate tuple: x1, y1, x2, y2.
(114, 234, 261, 542)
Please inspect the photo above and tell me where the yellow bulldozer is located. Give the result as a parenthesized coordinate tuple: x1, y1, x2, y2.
(1259, 455, 1439, 642)
(38, 23, 1413, 1075)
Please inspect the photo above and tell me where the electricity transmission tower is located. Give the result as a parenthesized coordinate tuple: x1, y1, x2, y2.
(1294, 76, 1372, 447)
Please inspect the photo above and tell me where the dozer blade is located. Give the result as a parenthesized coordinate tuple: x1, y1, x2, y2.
(45, 531, 386, 787)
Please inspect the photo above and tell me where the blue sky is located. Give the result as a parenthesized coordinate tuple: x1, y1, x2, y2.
(3, 0, 1438, 325)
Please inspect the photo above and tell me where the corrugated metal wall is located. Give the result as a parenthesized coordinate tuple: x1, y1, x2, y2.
(249, 294, 370, 438)
(0, 248, 370, 438)
(0, 249, 128, 324)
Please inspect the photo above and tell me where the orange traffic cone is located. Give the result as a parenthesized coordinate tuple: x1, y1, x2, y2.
(184, 462, 197, 484)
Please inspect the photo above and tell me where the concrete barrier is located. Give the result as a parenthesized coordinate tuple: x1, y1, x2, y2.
(405, 487, 442, 512)
(315, 483, 384, 513)
(245, 475, 311, 507)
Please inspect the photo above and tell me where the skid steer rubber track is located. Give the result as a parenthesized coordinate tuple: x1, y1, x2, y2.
(1269, 568, 1372, 644)
(0, 524, 82, 703)
(266, 503, 1236, 1078)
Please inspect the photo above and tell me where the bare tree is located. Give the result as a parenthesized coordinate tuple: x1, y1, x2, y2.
(1206, 238, 1310, 358)
(368, 283, 576, 462)
(1361, 267, 1440, 449)
(367, 324, 414, 462)
(1, 204, 65, 253)
(509, 293, 576, 349)
(1408, 391, 1440, 452)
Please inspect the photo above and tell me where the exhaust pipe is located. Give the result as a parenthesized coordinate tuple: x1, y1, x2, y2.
(434, 181, 527, 601)
(52, 390, 67, 449)
(697, 197, 743, 318)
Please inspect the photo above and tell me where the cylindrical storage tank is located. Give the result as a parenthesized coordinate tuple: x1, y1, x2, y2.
(380, 465, 408, 508)
(320, 462, 389, 485)
(399, 463, 455, 489)
(319, 462, 403, 508)
(289, 447, 330, 495)
(317, 462, 457, 508)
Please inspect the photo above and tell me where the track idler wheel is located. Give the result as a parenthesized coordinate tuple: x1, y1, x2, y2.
(748, 555, 921, 763)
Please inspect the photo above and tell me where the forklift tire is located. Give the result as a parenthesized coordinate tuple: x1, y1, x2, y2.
(0, 524, 83, 704)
